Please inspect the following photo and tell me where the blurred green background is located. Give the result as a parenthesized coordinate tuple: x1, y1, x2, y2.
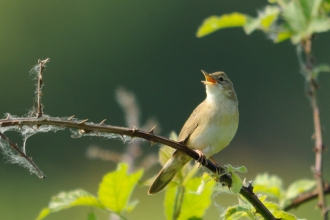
(0, 0, 329, 219)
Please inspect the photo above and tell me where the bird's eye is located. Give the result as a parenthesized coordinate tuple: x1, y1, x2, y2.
(219, 77, 224, 82)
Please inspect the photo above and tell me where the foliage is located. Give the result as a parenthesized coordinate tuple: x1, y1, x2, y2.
(36, 163, 143, 220)
(197, 0, 330, 44)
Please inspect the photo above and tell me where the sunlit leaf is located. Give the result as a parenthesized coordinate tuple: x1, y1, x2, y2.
(282, 1, 307, 33)
(226, 164, 248, 173)
(223, 204, 254, 220)
(260, 6, 280, 29)
(244, 17, 260, 34)
(197, 13, 247, 38)
(264, 201, 298, 220)
(308, 17, 330, 34)
(36, 189, 103, 220)
(87, 211, 98, 220)
(98, 163, 143, 214)
(285, 179, 316, 200)
(231, 173, 243, 194)
(164, 176, 215, 220)
(253, 173, 283, 199)
(274, 31, 292, 43)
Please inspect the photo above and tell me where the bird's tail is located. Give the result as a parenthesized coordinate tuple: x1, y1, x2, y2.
(148, 151, 191, 194)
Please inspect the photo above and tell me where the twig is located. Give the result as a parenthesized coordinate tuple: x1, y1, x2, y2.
(0, 131, 46, 178)
(284, 183, 330, 211)
(0, 116, 276, 220)
(35, 58, 49, 118)
(301, 39, 328, 219)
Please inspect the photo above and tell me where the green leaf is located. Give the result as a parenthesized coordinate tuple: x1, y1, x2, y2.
(312, 64, 330, 78)
(87, 211, 98, 220)
(197, 13, 247, 38)
(226, 164, 248, 173)
(244, 17, 260, 34)
(274, 31, 292, 43)
(308, 17, 330, 34)
(223, 204, 254, 220)
(164, 176, 215, 220)
(260, 6, 280, 29)
(253, 173, 283, 199)
(231, 173, 243, 194)
(264, 201, 298, 220)
(285, 179, 316, 200)
(98, 163, 143, 214)
(36, 189, 103, 220)
(282, 1, 307, 33)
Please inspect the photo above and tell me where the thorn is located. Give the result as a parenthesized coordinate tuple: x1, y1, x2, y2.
(148, 126, 156, 134)
(5, 114, 10, 120)
(68, 115, 75, 120)
(78, 119, 88, 125)
(131, 126, 138, 134)
(99, 119, 106, 125)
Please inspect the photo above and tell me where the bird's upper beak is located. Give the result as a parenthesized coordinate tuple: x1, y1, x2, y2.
(201, 70, 217, 85)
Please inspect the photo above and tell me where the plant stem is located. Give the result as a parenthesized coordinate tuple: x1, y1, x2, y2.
(301, 39, 328, 220)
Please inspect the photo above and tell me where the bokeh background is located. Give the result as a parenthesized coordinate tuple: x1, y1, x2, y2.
(0, 1, 329, 219)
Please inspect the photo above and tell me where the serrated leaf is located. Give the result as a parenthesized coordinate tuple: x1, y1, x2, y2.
(98, 163, 143, 214)
(274, 31, 292, 43)
(223, 204, 254, 220)
(282, 1, 307, 33)
(260, 6, 280, 29)
(231, 173, 243, 194)
(36, 189, 103, 220)
(164, 176, 215, 220)
(312, 64, 330, 78)
(285, 179, 316, 200)
(197, 13, 247, 38)
(244, 17, 261, 34)
(227, 164, 248, 173)
(264, 201, 298, 220)
(253, 173, 283, 199)
(308, 17, 330, 34)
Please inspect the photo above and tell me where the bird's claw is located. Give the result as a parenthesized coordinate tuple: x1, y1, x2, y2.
(194, 150, 207, 167)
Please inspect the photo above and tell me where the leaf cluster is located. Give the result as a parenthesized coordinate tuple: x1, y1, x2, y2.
(197, 0, 330, 44)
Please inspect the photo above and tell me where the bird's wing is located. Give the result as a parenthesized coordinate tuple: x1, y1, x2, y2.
(177, 101, 204, 143)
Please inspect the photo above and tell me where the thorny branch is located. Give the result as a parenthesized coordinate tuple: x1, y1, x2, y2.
(284, 183, 330, 211)
(0, 116, 277, 220)
(300, 39, 329, 220)
(0, 59, 278, 219)
(0, 131, 45, 178)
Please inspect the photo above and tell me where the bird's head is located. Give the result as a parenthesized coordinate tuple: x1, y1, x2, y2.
(201, 70, 237, 104)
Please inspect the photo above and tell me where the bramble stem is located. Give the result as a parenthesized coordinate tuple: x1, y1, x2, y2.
(301, 39, 328, 220)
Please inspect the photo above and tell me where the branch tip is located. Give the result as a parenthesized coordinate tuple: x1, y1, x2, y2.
(148, 126, 156, 134)
(99, 119, 106, 125)
(78, 119, 88, 125)
(68, 115, 75, 120)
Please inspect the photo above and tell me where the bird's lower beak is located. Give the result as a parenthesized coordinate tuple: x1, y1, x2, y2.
(201, 70, 216, 85)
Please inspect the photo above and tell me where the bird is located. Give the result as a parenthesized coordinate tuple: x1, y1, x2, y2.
(148, 70, 239, 195)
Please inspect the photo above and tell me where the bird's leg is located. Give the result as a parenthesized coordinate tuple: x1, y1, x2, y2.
(194, 149, 208, 167)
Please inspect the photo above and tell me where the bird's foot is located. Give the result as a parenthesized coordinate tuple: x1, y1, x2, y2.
(194, 150, 208, 167)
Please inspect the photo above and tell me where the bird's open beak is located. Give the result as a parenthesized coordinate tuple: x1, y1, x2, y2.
(201, 70, 216, 85)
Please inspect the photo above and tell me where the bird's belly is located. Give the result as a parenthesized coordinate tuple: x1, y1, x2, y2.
(187, 114, 238, 158)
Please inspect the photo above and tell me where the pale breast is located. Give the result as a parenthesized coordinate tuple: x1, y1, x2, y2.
(186, 99, 238, 158)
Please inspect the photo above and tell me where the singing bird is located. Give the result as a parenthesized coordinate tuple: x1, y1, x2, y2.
(148, 70, 239, 194)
